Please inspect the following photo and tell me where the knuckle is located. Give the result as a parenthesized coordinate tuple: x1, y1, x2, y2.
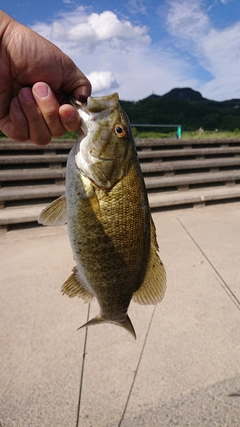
(12, 132, 29, 142)
(52, 130, 65, 138)
(32, 135, 51, 146)
(30, 128, 52, 145)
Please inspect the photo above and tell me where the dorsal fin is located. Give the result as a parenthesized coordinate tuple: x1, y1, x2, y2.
(38, 195, 67, 226)
(61, 267, 94, 302)
(133, 216, 166, 305)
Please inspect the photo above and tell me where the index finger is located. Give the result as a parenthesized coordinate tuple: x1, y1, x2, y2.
(60, 57, 92, 100)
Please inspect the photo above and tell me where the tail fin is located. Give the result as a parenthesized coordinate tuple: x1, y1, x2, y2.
(78, 314, 136, 339)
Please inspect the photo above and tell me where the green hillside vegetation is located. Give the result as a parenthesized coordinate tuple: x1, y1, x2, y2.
(120, 88, 240, 134)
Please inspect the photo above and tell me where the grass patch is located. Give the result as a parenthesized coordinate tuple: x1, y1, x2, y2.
(132, 128, 240, 139)
(182, 129, 240, 139)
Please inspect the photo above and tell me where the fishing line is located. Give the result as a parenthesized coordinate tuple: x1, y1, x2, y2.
(178, 218, 240, 310)
(76, 303, 91, 427)
(118, 305, 157, 427)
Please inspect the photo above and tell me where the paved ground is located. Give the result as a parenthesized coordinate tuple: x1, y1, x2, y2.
(0, 202, 240, 427)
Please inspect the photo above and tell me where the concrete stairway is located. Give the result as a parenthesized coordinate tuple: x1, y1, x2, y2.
(1, 137, 240, 231)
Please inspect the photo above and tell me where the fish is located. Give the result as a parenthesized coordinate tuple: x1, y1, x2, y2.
(38, 92, 166, 339)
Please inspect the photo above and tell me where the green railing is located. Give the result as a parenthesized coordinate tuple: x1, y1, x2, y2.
(131, 124, 182, 139)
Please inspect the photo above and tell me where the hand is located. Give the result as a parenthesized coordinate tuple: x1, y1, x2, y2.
(0, 11, 91, 144)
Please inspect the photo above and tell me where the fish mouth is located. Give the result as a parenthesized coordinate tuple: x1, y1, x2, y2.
(70, 96, 89, 112)
(70, 95, 112, 139)
(71, 93, 119, 115)
(70, 96, 114, 161)
(70, 96, 90, 138)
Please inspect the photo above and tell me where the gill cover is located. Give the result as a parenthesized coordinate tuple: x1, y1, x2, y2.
(72, 93, 133, 190)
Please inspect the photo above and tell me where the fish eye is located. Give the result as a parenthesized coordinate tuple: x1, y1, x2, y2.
(114, 124, 127, 138)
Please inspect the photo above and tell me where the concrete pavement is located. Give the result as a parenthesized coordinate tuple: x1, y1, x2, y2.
(0, 203, 240, 427)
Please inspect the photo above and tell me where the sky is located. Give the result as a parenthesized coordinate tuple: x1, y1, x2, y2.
(2, 0, 240, 101)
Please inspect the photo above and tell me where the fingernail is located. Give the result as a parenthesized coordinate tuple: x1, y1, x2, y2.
(33, 82, 50, 98)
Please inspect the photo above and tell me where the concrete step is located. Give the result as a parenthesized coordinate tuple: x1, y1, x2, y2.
(0, 204, 46, 226)
(0, 154, 68, 165)
(141, 157, 240, 174)
(0, 139, 73, 151)
(148, 185, 240, 208)
(138, 147, 240, 159)
(135, 137, 240, 148)
(0, 168, 66, 182)
(0, 184, 65, 203)
(145, 170, 240, 189)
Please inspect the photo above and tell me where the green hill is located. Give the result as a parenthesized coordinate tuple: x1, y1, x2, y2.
(120, 88, 240, 132)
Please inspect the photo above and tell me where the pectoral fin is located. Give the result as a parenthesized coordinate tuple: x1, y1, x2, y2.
(61, 266, 94, 302)
(133, 216, 166, 305)
(38, 195, 67, 226)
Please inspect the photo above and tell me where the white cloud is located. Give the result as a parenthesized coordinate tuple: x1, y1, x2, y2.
(200, 23, 240, 99)
(166, 0, 240, 100)
(87, 71, 119, 93)
(202, 24, 240, 75)
(32, 8, 150, 48)
(166, 0, 210, 43)
(87, 11, 147, 41)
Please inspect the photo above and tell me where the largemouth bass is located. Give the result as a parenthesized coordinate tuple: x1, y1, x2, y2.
(39, 92, 166, 339)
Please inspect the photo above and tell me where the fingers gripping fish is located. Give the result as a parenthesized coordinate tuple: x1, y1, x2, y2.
(38, 93, 166, 339)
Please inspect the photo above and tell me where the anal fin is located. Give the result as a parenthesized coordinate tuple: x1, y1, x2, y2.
(61, 266, 94, 303)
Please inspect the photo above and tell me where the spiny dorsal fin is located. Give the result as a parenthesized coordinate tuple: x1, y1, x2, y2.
(38, 195, 67, 226)
(133, 216, 166, 305)
(61, 266, 94, 302)
(79, 314, 136, 339)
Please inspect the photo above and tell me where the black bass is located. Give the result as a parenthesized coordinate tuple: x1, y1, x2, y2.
(39, 93, 166, 339)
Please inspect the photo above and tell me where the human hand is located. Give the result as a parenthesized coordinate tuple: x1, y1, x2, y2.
(0, 11, 91, 144)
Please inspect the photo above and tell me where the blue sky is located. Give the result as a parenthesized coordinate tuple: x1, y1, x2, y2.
(2, 0, 240, 101)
